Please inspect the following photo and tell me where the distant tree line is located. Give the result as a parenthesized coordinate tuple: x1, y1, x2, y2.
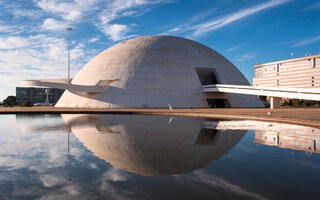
(2, 96, 17, 107)
(282, 99, 319, 107)
(1, 96, 33, 107)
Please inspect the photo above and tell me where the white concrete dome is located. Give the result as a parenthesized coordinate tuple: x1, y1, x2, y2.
(56, 35, 263, 108)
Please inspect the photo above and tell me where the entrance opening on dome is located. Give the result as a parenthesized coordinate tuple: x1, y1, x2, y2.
(207, 99, 230, 108)
(195, 128, 219, 145)
(195, 68, 220, 85)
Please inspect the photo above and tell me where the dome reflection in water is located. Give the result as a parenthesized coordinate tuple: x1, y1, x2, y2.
(10, 114, 320, 200)
(61, 114, 245, 176)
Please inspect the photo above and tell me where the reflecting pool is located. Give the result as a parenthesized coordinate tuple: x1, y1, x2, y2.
(1, 114, 320, 199)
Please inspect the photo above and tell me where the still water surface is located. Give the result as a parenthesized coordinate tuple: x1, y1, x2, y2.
(0, 114, 320, 199)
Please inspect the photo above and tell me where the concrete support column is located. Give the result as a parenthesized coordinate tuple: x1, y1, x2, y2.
(270, 97, 281, 109)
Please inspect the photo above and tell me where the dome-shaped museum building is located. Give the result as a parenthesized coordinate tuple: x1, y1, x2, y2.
(54, 35, 263, 108)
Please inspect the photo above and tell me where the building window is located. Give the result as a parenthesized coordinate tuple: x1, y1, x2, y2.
(312, 58, 316, 68)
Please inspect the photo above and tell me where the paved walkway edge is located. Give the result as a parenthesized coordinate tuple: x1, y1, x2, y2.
(0, 108, 319, 129)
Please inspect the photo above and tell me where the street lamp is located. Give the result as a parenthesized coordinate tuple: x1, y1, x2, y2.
(66, 130, 72, 181)
(67, 27, 72, 82)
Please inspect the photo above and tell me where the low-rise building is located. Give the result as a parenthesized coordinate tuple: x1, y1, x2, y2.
(253, 55, 320, 89)
(16, 87, 64, 106)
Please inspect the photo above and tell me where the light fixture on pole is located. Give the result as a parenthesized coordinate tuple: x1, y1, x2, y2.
(66, 130, 72, 181)
(67, 27, 72, 82)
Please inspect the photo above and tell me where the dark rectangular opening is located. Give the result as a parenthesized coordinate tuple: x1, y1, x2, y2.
(195, 128, 219, 145)
(207, 99, 229, 108)
(195, 68, 220, 85)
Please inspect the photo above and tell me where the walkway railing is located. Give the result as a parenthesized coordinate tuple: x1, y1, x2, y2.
(202, 84, 320, 101)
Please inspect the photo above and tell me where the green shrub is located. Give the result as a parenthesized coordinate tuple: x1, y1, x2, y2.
(21, 100, 33, 107)
(3, 96, 17, 107)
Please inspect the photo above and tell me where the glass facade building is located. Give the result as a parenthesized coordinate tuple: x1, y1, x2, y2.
(16, 87, 65, 106)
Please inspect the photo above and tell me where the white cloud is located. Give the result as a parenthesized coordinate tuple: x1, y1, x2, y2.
(40, 174, 65, 187)
(96, 0, 167, 41)
(41, 18, 67, 31)
(0, 156, 30, 170)
(89, 37, 99, 43)
(303, 2, 320, 10)
(35, 0, 99, 22)
(193, 0, 290, 36)
(163, 0, 290, 37)
(0, 36, 30, 49)
(0, 33, 91, 88)
(95, 167, 150, 200)
(89, 163, 98, 169)
(102, 24, 129, 41)
(289, 35, 320, 47)
(12, 8, 43, 20)
(70, 43, 85, 59)
(0, 24, 18, 33)
(168, 27, 180, 33)
(0, 74, 21, 88)
(103, 167, 127, 182)
(227, 44, 245, 51)
(175, 170, 267, 200)
(64, 9, 82, 21)
(235, 53, 255, 62)
(62, 185, 81, 195)
(0, 0, 171, 98)
(101, 0, 156, 22)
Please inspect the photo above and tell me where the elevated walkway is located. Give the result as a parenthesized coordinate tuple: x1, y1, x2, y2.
(203, 84, 320, 109)
(22, 79, 117, 94)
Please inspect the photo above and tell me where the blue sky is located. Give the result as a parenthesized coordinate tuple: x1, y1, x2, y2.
(0, 0, 320, 100)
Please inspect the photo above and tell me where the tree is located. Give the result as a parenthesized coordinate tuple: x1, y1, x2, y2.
(3, 96, 17, 107)
(21, 100, 33, 107)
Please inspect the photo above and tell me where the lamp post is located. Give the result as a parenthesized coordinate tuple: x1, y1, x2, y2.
(67, 27, 72, 82)
(66, 130, 72, 181)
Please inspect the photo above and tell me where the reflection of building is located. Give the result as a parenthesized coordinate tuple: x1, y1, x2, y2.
(254, 129, 320, 153)
(204, 120, 320, 154)
(253, 55, 320, 88)
(62, 114, 245, 176)
(16, 87, 64, 106)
